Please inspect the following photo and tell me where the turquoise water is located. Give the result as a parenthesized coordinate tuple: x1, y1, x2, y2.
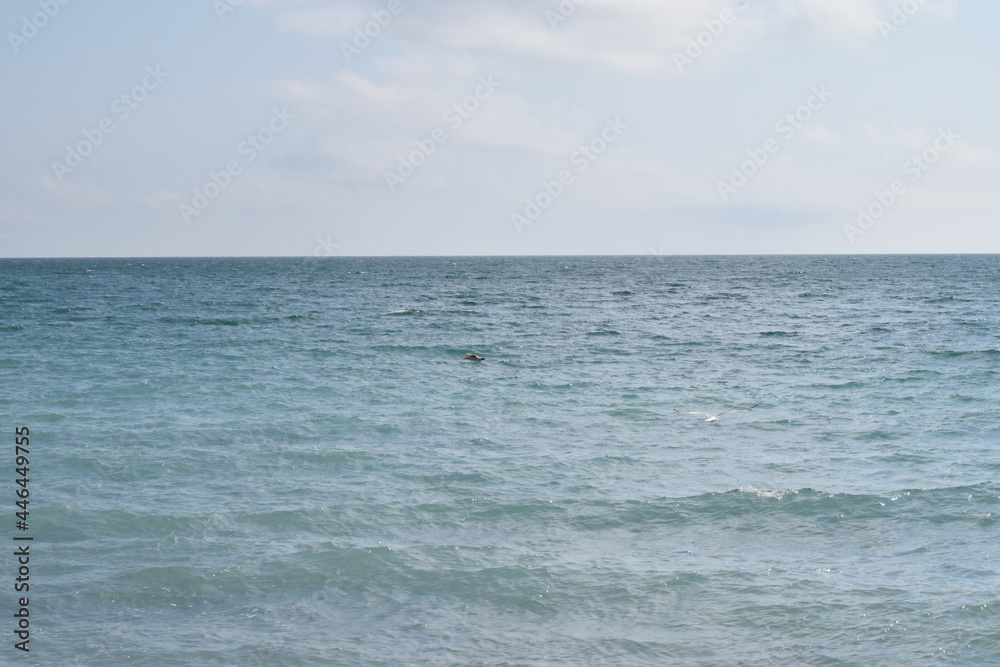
(2, 255, 999, 665)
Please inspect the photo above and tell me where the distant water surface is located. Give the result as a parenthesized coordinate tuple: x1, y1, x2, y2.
(1, 255, 998, 665)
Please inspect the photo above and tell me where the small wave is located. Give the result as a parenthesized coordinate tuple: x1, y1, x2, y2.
(155, 315, 309, 326)
(737, 485, 797, 500)
(382, 309, 422, 316)
(702, 292, 748, 301)
(157, 316, 242, 326)
(925, 296, 974, 304)
(925, 349, 1000, 358)
(809, 380, 866, 390)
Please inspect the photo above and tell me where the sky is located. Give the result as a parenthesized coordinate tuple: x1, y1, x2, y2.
(0, 0, 997, 257)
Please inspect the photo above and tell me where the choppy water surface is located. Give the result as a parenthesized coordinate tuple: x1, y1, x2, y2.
(1, 255, 999, 665)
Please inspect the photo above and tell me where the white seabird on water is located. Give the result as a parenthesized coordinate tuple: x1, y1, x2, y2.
(673, 405, 757, 422)
(463, 353, 485, 361)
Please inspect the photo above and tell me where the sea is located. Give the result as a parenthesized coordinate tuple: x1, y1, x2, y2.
(1, 255, 999, 666)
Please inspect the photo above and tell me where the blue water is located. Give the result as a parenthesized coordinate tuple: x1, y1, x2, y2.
(2, 255, 999, 665)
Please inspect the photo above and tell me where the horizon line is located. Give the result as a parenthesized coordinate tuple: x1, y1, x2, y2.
(2, 252, 999, 260)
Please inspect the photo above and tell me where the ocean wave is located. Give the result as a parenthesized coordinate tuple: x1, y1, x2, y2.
(155, 315, 310, 326)
(556, 483, 1000, 533)
(925, 349, 1000, 358)
(381, 309, 422, 316)
(737, 485, 797, 500)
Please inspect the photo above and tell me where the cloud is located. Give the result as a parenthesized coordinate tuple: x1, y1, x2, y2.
(273, 0, 751, 74)
(267, 0, 959, 77)
(269, 64, 582, 186)
(798, 123, 841, 147)
(771, 0, 882, 40)
(37, 176, 117, 207)
(278, 6, 371, 37)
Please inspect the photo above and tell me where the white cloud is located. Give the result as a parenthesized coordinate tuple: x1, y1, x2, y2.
(37, 177, 117, 207)
(772, 0, 882, 40)
(271, 64, 581, 180)
(798, 123, 841, 146)
(278, 7, 370, 37)
(267, 0, 960, 77)
(272, 0, 752, 74)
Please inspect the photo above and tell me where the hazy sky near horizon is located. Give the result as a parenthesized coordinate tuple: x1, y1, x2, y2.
(1, 0, 997, 257)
